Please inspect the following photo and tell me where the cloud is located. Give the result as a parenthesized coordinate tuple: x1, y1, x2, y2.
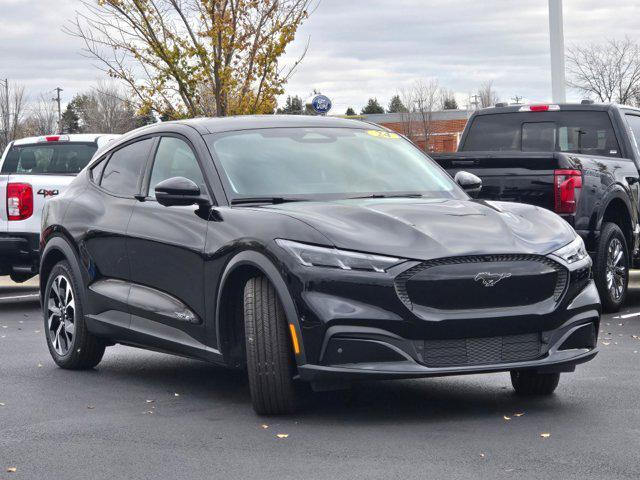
(0, 0, 638, 113)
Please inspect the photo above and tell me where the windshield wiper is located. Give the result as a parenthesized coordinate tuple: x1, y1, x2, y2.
(347, 193, 424, 200)
(230, 196, 309, 205)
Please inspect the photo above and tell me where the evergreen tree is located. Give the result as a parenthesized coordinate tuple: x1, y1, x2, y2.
(60, 104, 81, 133)
(360, 98, 385, 115)
(345, 107, 356, 116)
(443, 97, 459, 110)
(387, 95, 407, 113)
(277, 95, 304, 114)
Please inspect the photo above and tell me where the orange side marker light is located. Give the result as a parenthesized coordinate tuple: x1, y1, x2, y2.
(289, 324, 300, 355)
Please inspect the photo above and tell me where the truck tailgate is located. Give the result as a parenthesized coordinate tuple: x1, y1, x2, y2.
(2, 174, 75, 236)
(432, 152, 576, 211)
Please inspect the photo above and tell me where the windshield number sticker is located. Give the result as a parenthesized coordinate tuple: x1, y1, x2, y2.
(367, 130, 399, 139)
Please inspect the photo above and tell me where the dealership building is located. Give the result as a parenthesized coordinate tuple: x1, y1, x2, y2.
(355, 109, 472, 153)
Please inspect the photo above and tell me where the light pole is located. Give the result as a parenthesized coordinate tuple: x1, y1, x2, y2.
(53, 87, 63, 133)
(0, 78, 9, 147)
(548, 0, 566, 103)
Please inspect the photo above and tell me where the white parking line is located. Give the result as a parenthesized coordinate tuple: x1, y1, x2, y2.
(620, 312, 640, 319)
(0, 293, 40, 301)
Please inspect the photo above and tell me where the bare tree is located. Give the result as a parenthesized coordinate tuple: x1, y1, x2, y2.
(477, 81, 500, 108)
(0, 82, 27, 150)
(398, 87, 416, 141)
(22, 95, 58, 136)
(67, 0, 314, 118)
(413, 79, 441, 151)
(80, 81, 139, 133)
(567, 37, 640, 105)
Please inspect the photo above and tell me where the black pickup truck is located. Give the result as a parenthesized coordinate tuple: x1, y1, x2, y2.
(432, 103, 640, 312)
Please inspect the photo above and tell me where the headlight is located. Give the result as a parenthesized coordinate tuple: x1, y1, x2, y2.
(551, 236, 588, 264)
(276, 239, 405, 272)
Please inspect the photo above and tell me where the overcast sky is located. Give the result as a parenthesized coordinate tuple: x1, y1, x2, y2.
(0, 0, 639, 114)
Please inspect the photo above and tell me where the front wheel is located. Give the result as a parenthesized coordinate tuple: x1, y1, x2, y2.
(510, 371, 560, 396)
(244, 276, 297, 415)
(43, 261, 106, 369)
(593, 222, 628, 313)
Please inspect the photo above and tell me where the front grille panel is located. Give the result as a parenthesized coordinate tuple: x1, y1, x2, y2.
(414, 333, 542, 367)
(395, 255, 568, 311)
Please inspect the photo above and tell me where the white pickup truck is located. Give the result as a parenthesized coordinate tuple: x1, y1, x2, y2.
(0, 134, 119, 282)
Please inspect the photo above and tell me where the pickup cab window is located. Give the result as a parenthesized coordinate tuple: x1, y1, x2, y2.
(625, 114, 640, 152)
(1, 143, 98, 174)
(463, 111, 621, 157)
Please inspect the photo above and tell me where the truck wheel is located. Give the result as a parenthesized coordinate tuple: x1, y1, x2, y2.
(244, 276, 297, 415)
(594, 222, 628, 313)
(43, 261, 106, 369)
(510, 371, 560, 395)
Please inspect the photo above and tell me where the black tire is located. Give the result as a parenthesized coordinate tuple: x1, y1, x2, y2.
(43, 261, 105, 369)
(244, 276, 297, 415)
(510, 371, 560, 396)
(593, 222, 628, 313)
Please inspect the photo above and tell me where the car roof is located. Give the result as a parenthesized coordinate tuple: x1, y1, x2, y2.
(171, 114, 382, 134)
(471, 103, 640, 116)
(12, 134, 120, 146)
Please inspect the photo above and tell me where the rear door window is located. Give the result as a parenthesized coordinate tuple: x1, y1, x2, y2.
(463, 111, 621, 157)
(1, 143, 98, 174)
(100, 138, 153, 196)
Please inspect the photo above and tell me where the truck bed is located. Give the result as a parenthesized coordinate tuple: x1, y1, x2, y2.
(431, 151, 579, 211)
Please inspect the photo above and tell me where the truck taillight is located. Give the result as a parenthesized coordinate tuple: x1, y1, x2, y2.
(554, 170, 582, 214)
(7, 183, 33, 221)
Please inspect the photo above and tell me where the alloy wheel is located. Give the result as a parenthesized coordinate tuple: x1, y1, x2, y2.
(47, 275, 76, 356)
(605, 237, 626, 302)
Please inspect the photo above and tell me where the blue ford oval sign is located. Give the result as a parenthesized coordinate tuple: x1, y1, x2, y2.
(311, 95, 332, 114)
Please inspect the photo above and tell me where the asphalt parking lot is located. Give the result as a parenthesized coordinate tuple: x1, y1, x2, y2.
(1, 277, 639, 480)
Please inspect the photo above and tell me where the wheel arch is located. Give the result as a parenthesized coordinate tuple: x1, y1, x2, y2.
(597, 191, 634, 252)
(39, 231, 85, 306)
(215, 249, 306, 367)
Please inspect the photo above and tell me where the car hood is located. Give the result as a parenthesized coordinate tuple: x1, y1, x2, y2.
(263, 198, 576, 261)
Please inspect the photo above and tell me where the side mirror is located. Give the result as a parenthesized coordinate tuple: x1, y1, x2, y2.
(454, 171, 482, 197)
(154, 177, 209, 207)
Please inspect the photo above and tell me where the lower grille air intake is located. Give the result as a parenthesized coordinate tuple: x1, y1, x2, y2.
(414, 333, 543, 367)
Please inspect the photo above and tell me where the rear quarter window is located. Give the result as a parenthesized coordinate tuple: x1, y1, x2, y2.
(1, 143, 98, 174)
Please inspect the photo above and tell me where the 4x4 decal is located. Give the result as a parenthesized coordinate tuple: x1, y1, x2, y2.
(37, 189, 59, 198)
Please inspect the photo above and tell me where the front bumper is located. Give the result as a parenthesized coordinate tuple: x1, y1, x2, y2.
(286, 253, 600, 384)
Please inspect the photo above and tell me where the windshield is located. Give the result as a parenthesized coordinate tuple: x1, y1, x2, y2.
(1, 142, 98, 175)
(206, 128, 461, 200)
(462, 111, 621, 157)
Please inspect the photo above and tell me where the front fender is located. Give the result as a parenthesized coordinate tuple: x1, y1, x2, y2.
(215, 249, 307, 365)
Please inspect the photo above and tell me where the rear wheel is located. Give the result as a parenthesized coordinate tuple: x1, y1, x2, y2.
(43, 261, 105, 369)
(244, 276, 297, 415)
(510, 371, 560, 396)
(594, 222, 628, 313)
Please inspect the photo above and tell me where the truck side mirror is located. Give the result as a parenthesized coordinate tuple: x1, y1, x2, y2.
(454, 171, 482, 197)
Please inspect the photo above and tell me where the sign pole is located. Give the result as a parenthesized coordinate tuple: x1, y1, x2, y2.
(548, 0, 566, 103)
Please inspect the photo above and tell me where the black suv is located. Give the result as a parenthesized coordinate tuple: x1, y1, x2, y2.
(40, 116, 599, 415)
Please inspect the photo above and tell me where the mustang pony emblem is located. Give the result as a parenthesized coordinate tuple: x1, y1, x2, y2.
(474, 272, 512, 287)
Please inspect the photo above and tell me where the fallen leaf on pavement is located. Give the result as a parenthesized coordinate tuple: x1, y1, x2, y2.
(174, 393, 180, 397)
(87, 405, 95, 410)
(514, 412, 525, 417)
(503, 415, 511, 421)
(275, 433, 289, 439)
(602, 342, 610, 346)
(37, 363, 43, 368)
(6, 467, 17, 473)
(0, 403, 5, 406)
(261, 424, 269, 429)
(143, 410, 154, 415)
(146, 400, 155, 403)
(479, 453, 485, 459)
(540, 433, 551, 439)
